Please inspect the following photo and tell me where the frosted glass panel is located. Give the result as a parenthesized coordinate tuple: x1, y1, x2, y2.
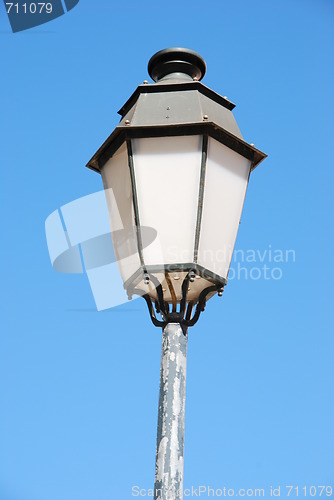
(197, 138, 251, 279)
(132, 136, 202, 266)
(101, 143, 141, 283)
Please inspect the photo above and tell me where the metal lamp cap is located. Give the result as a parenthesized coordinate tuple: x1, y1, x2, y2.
(148, 47, 207, 82)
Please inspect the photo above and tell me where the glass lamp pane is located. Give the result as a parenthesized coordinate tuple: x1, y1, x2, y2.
(197, 137, 251, 280)
(132, 135, 202, 267)
(100, 142, 141, 283)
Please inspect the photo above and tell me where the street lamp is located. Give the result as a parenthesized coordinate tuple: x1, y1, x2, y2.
(87, 48, 267, 500)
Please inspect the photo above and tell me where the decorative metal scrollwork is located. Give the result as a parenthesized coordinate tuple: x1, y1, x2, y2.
(132, 270, 224, 328)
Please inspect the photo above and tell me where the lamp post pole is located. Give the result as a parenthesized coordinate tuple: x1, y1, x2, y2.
(155, 323, 188, 500)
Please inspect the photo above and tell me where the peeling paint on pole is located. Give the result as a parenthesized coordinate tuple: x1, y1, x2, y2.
(154, 322, 187, 500)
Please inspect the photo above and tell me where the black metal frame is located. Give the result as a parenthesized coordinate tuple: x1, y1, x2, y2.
(125, 262, 226, 328)
(131, 270, 224, 328)
(194, 134, 208, 263)
(124, 263, 227, 293)
(126, 139, 146, 270)
(87, 122, 267, 174)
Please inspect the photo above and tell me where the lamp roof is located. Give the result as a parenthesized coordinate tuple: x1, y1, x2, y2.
(86, 49, 267, 173)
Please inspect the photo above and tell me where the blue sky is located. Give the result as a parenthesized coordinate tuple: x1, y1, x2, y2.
(1, 0, 334, 499)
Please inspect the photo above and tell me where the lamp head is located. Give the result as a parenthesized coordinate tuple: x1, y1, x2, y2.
(86, 48, 267, 328)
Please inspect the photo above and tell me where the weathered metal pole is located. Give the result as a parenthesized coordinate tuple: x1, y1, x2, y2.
(154, 322, 188, 500)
